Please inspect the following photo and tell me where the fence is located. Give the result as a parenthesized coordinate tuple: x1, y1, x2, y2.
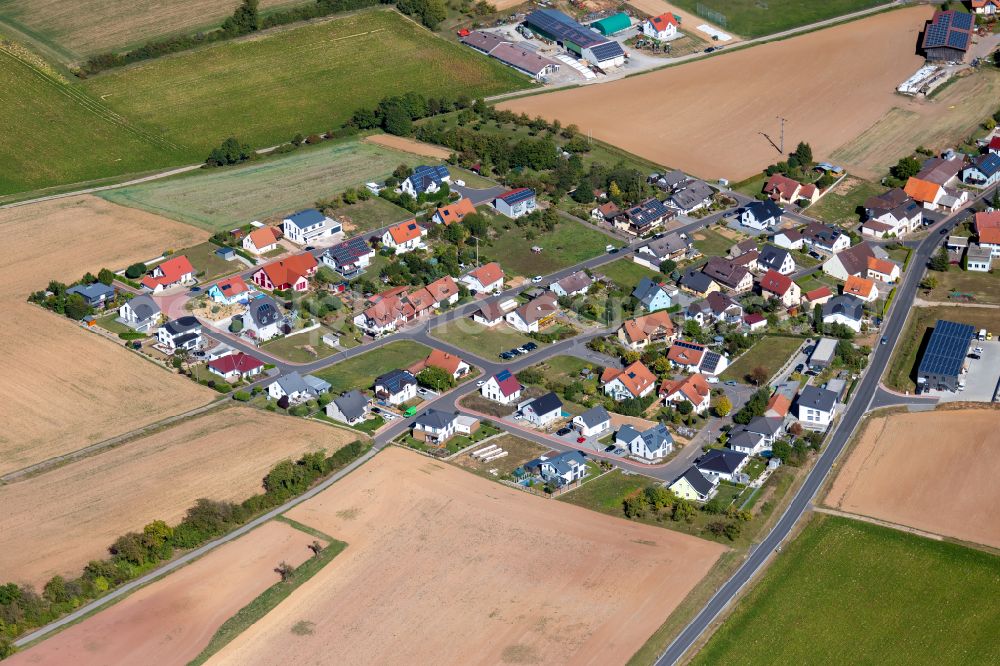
(695, 2, 728, 28)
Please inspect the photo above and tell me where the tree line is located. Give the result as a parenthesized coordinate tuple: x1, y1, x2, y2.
(28, 269, 118, 321)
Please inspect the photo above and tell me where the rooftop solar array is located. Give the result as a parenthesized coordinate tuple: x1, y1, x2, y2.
(917, 319, 975, 378)
(922, 11, 972, 51)
(701, 351, 722, 374)
(589, 41, 625, 62)
(674, 340, 704, 352)
(525, 9, 607, 49)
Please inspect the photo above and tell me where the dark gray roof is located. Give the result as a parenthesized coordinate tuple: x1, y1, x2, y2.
(679, 466, 715, 496)
(67, 282, 115, 301)
(697, 448, 748, 474)
(163, 316, 200, 336)
(743, 200, 783, 223)
(639, 233, 687, 260)
(745, 415, 784, 437)
(525, 9, 607, 49)
(274, 371, 311, 396)
(758, 245, 790, 271)
(127, 294, 159, 320)
(414, 409, 457, 429)
(616, 424, 642, 444)
(680, 268, 716, 293)
(334, 390, 369, 421)
(527, 391, 563, 415)
(823, 294, 864, 322)
(576, 405, 610, 428)
(247, 295, 281, 328)
(375, 369, 417, 394)
(700, 350, 724, 374)
(640, 423, 673, 450)
(285, 209, 326, 229)
(796, 385, 838, 413)
(626, 197, 672, 229)
(918, 319, 975, 379)
(633, 277, 668, 306)
(728, 428, 764, 450)
(527, 450, 587, 477)
(670, 180, 714, 210)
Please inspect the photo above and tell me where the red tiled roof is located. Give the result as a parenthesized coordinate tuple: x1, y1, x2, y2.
(844, 275, 876, 298)
(660, 373, 710, 405)
(601, 361, 656, 398)
(975, 211, 1000, 245)
(257, 253, 317, 288)
(495, 370, 523, 396)
(468, 262, 504, 288)
(867, 257, 897, 276)
(667, 341, 706, 366)
(214, 276, 249, 298)
(765, 393, 791, 418)
(764, 173, 801, 200)
(208, 352, 264, 376)
(142, 255, 194, 289)
(387, 220, 423, 245)
(989, 136, 1000, 151)
(406, 287, 435, 312)
(648, 12, 678, 30)
(759, 269, 793, 296)
(435, 198, 476, 226)
(246, 226, 280, 250)
(804, 286, 833, 301)
(426, 276, 459, 302)
(743, 313, 766, 325)
(621, 311, 674, 344)
(904, 177, 941, 204)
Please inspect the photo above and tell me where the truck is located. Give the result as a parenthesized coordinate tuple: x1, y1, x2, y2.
(978, 328, 987, 341)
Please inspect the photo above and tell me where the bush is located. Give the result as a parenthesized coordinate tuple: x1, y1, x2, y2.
(125, 263, 147, 279)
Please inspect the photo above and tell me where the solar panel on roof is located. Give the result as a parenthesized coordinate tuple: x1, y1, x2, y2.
(953, 11, 973, 29)
(918, 320, 974, 378)
(675, 340, 704, 351)
(589, 41, 624, 61)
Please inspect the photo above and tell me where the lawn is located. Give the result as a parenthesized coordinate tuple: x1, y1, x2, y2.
(600, 258, 661, 291)
(328, 196, 415, 238)
(483, 219, 609, 277)
(431, 319, 536, 360)
(183, 242, 241, 281)
(82, 10, 528, 161)
(96, 312, 134, 335)
(101, 137, 433, 232)
(260, 327, 340, 363)
(0, 46, 184, 198)
(560, 469, 648, 513)
(669, 0, 887, 37)
(692, 514, 1000, 664)
(691, 227, 736, 257)
(884, 305, 1000, 392)
(721, 335, 802, 384)
(451, 433, 549, 479)
(925, 268, 1000, 306)
(806, 176, 883, 228)
(312, 340, 430, 394)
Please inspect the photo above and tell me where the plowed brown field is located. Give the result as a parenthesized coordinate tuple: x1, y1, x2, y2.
(207, 447, 725, 665)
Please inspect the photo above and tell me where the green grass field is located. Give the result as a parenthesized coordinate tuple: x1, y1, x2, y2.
(720, 335, 802, 384)
(101, 137, 428, 231)
(82, 11, 527, 161)
(483, 219, 609, 277)
(0, 46, 184, 197)
(430, 319, 536, 360)
(693, 514, 1000, 664)
(925, 269, 1000, 306)
(259, 327, 340, 363)
(691, 227, 738, 257)
(669, 0, 886, 38)
(806, 176, 882, 228)
(328, 195, 415, 237)
(313, 340, 429, 393)
(600, 258, 661, 291)
(184, 241, 240, 280)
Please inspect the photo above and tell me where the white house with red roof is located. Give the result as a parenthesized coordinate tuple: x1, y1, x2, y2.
(207, 351, 265, 381)
(481, 369, 523, 404)
(242, 226, 282, 255)
(252, 253, 318, 292)
(659, 373, 712, 414)
(208, 276, 252, 305)
(141, 255, 194, 292)
(759, 269, 801, 308)
(461, 262, 505, 294)
(381, 220, 427, 254)
(601, 361, 657, 400)
(642, 12, 679, 40)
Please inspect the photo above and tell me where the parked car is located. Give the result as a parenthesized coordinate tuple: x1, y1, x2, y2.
(556, 427, 572, 436)
(476, 380, 485, 387)
(523, 342, 538, 351)
(794, 363, 805, 373)
(724, 380, 737, 386)
(531, 275, 543, 283)
(707, 376, 719, 384)
(604, 444, 617, 453)
(704, 46, 715, 53)
(576, 436, 586, 443)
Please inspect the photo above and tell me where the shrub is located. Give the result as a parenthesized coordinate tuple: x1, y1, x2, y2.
(125, 263, 147, 279)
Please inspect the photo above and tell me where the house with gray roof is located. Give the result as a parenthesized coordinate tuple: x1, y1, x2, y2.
(572, 405, 611, 438)
(669, 180, 715, 213)
(550, 270, 593, 298)
(268, 371, 329, 404)
(282, 208, 341, 246)
(822, 294, 865, 333)
(679, 267, 719, 296)
(412, 409, 460, 446)
(518, 392, 563, 427)
(374, 369, 418, 405)
(156, 316, 201, 351)
(118, 294, 161, 332)
(524, 450, 588, 486)
(697, 448, 749, 482)
(326, 390, 372, 426)
(632, 277, 673, 312)
(795, 385, 838, 430)
(616, 423, 673, 460)
(669, 466, 718, 502)
(401, 165, 451, 197)
(242, 295, 283, 341)
(757, 245, 796, 275)
(633, 233, 690, 270)
(67, 282, 116, 307)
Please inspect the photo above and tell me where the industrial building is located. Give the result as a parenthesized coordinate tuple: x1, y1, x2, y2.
(917, 319, 975, 391)
(808, 337, 838, 370)
(920, 10, 973, 63)
(523, 9, 626, 69)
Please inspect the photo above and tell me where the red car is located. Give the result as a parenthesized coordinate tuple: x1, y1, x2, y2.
(576, 436, 586, 444)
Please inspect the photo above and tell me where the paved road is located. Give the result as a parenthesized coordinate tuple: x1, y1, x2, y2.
(655, 186, 996, 665)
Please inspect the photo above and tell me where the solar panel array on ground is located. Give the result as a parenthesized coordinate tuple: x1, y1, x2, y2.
(917, 319, 975, 378)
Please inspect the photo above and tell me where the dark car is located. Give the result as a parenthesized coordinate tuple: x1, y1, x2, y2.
(189, 286, 201, 293)
(523, 342, 538, 351)
(305, 245, 316, 251)
(604, 444, 617, 453)
(556, 427, 572, 436)
(794, 363, 804, 374)
(881, 336, 888, 345)
(704, 46, 716, 53)
(499, 351, 515, 360)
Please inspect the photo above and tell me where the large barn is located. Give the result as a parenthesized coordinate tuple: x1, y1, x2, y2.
(523, 9, 626, 69)
(920, 10, 973, 63)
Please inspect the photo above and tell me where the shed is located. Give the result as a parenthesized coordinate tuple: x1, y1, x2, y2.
(215, 246, 236, 261)
(591, 12, 631, 35)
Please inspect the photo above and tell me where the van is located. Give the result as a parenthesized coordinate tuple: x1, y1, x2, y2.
(978, 328, 987, 341)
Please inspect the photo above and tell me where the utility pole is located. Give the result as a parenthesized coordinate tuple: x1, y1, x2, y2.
(776, 116, 787, 154)
(469, 235, 480, 267)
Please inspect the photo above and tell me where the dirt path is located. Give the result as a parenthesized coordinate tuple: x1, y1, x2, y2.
(813, 506, 945, 541)
(362, 134, 452, 159)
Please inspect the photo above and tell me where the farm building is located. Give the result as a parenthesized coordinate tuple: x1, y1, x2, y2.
(917, 319, 975, 392)
(460, 31, 561, 80)
(920, 10, 973, 63)
(591, 13, 631, 36)
(523, 10, 626, 69)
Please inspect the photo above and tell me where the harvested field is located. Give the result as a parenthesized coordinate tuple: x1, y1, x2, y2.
(101, 137, 433, 231)
(208, 447, 725, 665)
(825, 408, 1000, 550)
(0, 406, 357, 587)
(500, 7, 932, 181)
(0, 195, 212, 475)
(627, 0, 735, 38)
(362, 133, 452, 159)
(7, 521, 318, 666)
(0, 0, 311, 63)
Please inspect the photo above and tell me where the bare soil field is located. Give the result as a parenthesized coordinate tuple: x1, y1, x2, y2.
(627, 0, 736, 38)
(500, 6, 931, 181)
(826, 408, 1000, 549)
(0, 0, 310, 63)
(362, 133, 453, 159)
(208, 447, 725, 665)
(0, 195, 212, 475)
(0, 406, 356, 587)
(7, 521, 318, 666)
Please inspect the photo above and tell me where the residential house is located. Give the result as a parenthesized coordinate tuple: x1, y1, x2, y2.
(822, 242, 876, 281)
(632, 277, 674, 312)
(326, 390, 372, 426)
(156, 316, 202, 351)
(697, 448, 749, 483)
(917, 156, 966, 187)
(572, 405, 611, 438)
(867, 257, 900, 284)
(738, 200, 783, 231)
(702, 257, 753, 293)
(659, 373, 711, 414)
(141, 255, 194, 292)
(432, 198, 475, 225)
(678, 268, 720, 297)
(759, 269, 801, 308)
(601, 361, 657, 400)
(669, 179, 715, 213)
(972, 0, 1000, 16)
(208, 276, 252, 305)
(118, 294, 161, 332)
(756, 245, 796, 275)
(648, 169, 689, 191)
(381, 220, 427, 255)
(685, 291, 743, 326)
(729, 239, 758, 259)
(282, 208, 341, 245)
(524, 451, 588, 486)
(670, 466, 718, 502)
(617, 423, 674, 460)
(728, 415, 784, 455)
(763, 173, 802, 203)
(730, 248, 760, 273)
(772, 228, 804, 250)
(966, 244, 993, 272)
(461, 262, 505, 294)
(354, 292, 411, 336)
(727, 428, 766, 456)
(904, 177, 968, 211)
(505, 292, 559, 333)
(472, 300, 507, 327)
(975, 211, 1000, 257)
(962, 153, 1000, 188)
(321, 238, 375, 278)
(374, 369, 418, 406)
(412, 409, 461, 446)
(241, 294, 282, 342)
(519, 392, 563, 427)
(989, 135, 1000, 155)
(481, 369, 523, 404)
(862, 189, 922, 238)
(798, 182, 820, 205)
(764, 393, 791, 420)
(801, 285, 833, 308)
(642, 12, 679, 40)
(591, 201, 622, 223)
(408, 348, 470, 380)
(425, 275, 460, 308)
(802, 222, 850, 255)
(667, 340, 729, 376)
(809, 337, 839, 369)
(795, 385, 838, 430)
(67, 282, 115, 307)
(633, 233, 690, 270)
(401, 165, 451, 197)
(252, 253, 318, 292)
(822, 294, 865, 332)
(268, 372, 330, 404)
(493, 188, 536, 219)
(620, 197, 674, 235)
(550, 270, 593, 298)
(743, 313, 767, 332)
(207, 351, 264, 381)
(618, 310, 676, 350)
(242, 226, 282, 255)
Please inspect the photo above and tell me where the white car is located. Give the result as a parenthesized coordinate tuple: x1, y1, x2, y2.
(476, 380, 485, 387)
(454, 179, 465, 187)
(531, 275, 543, 283)
(707, 376, 719, 384)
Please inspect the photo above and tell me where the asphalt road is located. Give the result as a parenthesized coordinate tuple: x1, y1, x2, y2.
(655, 190, 993, 665)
